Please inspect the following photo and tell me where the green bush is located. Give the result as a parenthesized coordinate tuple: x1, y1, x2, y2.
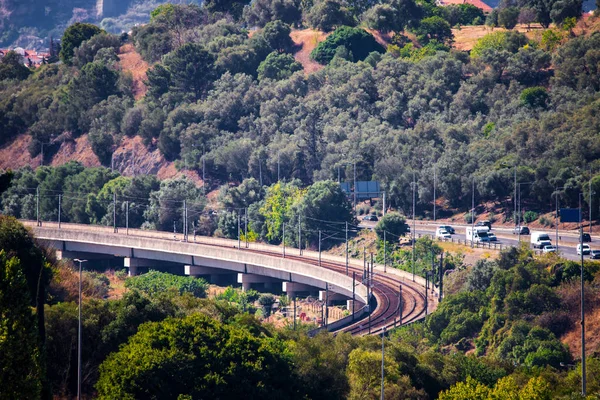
(125, 270, 208, 297)
(310, 26, 383, 64)
(520, 87, 548, 109)
(523, 210, 539, 223)
(464, 212, 475, 224)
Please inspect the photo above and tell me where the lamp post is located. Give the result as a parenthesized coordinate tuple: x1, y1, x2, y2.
(411, 173, 416, 281)
(553, 187, 564, 251)
(517, 181, 535, 242)
(579, 193, 587, 397)
(74, 258, 88, 400)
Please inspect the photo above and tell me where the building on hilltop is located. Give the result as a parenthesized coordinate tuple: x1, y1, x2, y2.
(436, 0, 493, 13)
(0, 48, 51, 67)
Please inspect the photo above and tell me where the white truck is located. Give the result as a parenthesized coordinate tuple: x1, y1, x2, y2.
(530, 231, 552, 249)
(466, 227, 490, 243)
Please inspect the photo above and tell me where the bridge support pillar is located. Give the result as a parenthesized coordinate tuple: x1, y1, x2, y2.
(237, 273, 282, 291)
(319, 290, 349, 305)
(185, 265, 236, 285)
(282, 282, 318, 299)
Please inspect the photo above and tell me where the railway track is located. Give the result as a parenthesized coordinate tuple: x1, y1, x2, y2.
(25, 220, 430, 336)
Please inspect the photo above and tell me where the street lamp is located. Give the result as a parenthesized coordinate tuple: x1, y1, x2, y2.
(517, 181, 535, 242)
(579, 193, 587, 397)
(74, 258, 87, 400)
(552, 187, 565, 251)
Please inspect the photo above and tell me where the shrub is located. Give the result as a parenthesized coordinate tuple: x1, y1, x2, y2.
(523, 210, 539, 223)
(520, 87, 548, 109)
(498, 7, 519, 29)
(125, 270, 208, 297)
(310, 26, 383, 64)
(464, 212, 475, 224)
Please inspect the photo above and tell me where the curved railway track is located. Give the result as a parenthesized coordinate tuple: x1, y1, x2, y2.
(222, 248, 428, 336)
(26, 221, 430, 336)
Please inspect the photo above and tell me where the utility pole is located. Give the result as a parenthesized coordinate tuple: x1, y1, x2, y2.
(353, 162, 357, 214)
(318, 230, 322, 266)
(202, 155, 206, 194)
(36, 186, 40, 227)
(282, 223, 286, 258)
(352, 271, 356, 320)
(514, 165, 517, 227)
(259, 158, 263, 187)
(383, 231, 387, 273)
(433, 165, 437, 222)
(439, 251, 444, 302)
(382, 191, 386, 217)
(590, 173, 593, 235)
(380, 325, 386, 400)
(183, 200, 187, 242)
(325, 284, 329, 327)
(237, 212, 241, 249)
(244, 208, 248, 248)
(580, 193, 587, 397)
(471, 178, 475, 248)
(113, 193, 117, 233)
(293, 296, 297, 330)
(277, 154, 280, 182)
(58, 194, 61, 229)
(412, 173, 416, 281)
(345, 222, 349, 275)
(126, 201, 129, 236)
(398, 285, 403, 327)
(298, 213, 301, 255)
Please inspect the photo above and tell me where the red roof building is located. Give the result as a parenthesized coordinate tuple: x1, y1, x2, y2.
(0, 48, 50, 67)
(437, 0, 493, 13)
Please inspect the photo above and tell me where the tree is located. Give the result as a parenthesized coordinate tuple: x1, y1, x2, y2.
(288, 180, 354, 248)
(520, 86, 549, 108)
(125, 271, 208, 297)
(60, 22, 103, 65)
(143, 176, 205, 231)
(0, 51, 31, 81)
(305, 0, 355, 32)
(257, 52, 303, 80)
(310, 26, 383, 64)
(96, 314, 295, 399)
(374, 212, 409, 242)
(243, 0, 302, 27)
(550, 0, 583, 26)
(0, 251, 42, 400)
(261, 20, 295, 53)
(498, 7, 519, 29)
(518, 7, 537, 30)
(362, 4, 400, 33)
(162, 43, 216, 100)
(413, 16, 453, 45)
(203, 0, 249, 20)
(72, 33, 121, 68)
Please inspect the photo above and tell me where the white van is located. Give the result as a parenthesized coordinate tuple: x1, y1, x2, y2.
(530, 232, 552, 249)
(466, 227, 490, 243)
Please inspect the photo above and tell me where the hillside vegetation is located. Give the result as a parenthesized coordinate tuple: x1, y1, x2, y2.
(1, 0, 600, 222)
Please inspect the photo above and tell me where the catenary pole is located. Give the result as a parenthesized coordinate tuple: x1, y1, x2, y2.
(412, 173, 416, 281)
(58, 194, 61, 229)
(580, 194, 587, 397)
(345, 222, 349, 275)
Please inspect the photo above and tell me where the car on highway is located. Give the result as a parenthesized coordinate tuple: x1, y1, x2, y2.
(542, 245, 557, 253)
(363, 215, 379, 222)
(590, 250, 600, 259)
(577, 244, 591, 255)
(438, 225, 455, 234)
(436, 228, 451, 239)
(513, 226, 530, 235)
(582, 233, 591, 242)
(488, 232, 497, 241)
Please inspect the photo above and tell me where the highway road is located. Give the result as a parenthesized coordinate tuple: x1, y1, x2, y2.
(359, 220, 599, 261)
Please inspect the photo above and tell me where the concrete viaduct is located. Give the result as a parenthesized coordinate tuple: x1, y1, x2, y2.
(23, 221, 435, 335)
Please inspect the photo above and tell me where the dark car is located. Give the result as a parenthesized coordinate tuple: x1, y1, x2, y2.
(590, 250, 600, 259)
(438, 225, 455, 234)
(513, 226, 530, 235)
(476, 220, 492, 229)
(582, 233, 591, 242)
(363, 215, 379, 222)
